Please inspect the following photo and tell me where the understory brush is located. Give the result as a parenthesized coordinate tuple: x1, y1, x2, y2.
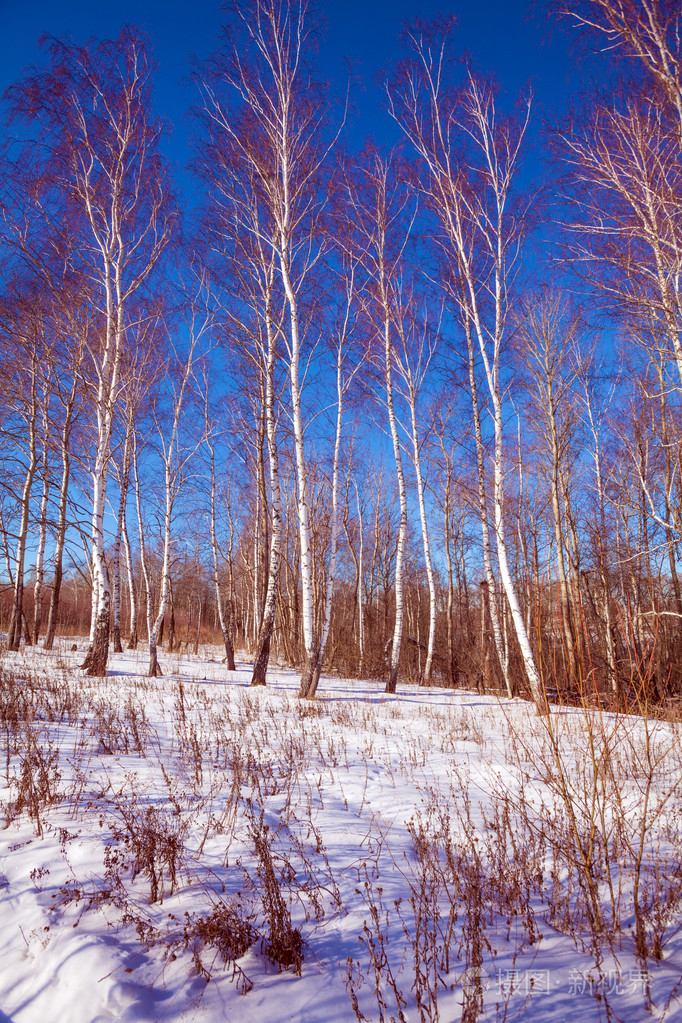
(5, 670, 347, 993)
(345, 702, 682, 1021)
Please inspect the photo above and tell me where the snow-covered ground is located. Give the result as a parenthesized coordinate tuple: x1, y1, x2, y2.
(1, 642, 681, 1022)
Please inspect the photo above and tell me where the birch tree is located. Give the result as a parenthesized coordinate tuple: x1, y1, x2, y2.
(300, 256, 362, 698)
(561, 0, 682, 399)
(31, 372, 52, 645)
(197, 0, 342, 696)
(8, 30, 175, 674)
(390, 26, 546, 710)
(566, 0, 682, 128)
(579, 365, 621, 693)
(562, 0, 682, 686)
(202, 374, 237, 671)
(109, 313, 162, 653)
(517, 293, 583, 686)
(136, 305, 205, 678)
(342, 152, 415, 693)
(44, 315, 85, 651)
(7, 360, 38, 651)
(0, 297, 46, 650)
(343, 469, 367, 675)
(196, 152, 286, 685)
(394, 317, 439, 684)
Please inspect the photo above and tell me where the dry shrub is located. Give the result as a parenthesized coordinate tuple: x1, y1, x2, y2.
(0, 671, 64, 836)
(183, 900, 256, 994)
(248, 806, 305, 973)
(106, 801, 188, 904)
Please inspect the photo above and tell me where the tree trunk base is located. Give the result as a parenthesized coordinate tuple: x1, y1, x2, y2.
(298, 648, 321, 700)
(385, 663, 398, 694)
(148, 650, 163, 678)
(8, 598, 22, 651)
(83, 598, 110, 677)
(224, 640, 236, 672)
(251, 632, 271, 686)
(45, 579, 61, 655)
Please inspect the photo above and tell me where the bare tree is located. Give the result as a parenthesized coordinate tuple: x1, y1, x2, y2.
(136, 303, 205, 678)
(8, 29, 176, 674)
(394, 314, 439, 684)
(43, 298, 87, 650)
(343, 151, 415, 693)
(31, 371, 52, 645)
(389, 26, 546, 709)
(195, 49, 288, 685)
(202, 371, 237, 670)
(300, 254, 362, 698)
(0, 297, 47, 650)
(516, 292, 583, 687)
(566, 0, 682, 128)
(197, 0, 343, 696)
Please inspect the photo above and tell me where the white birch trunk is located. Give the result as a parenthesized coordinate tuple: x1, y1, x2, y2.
(470, 233, 543, 709)
(147, 458, 174, 678)
(407, 378, 437, 684)
(390, 51, 544, 708)
(133, 444, 154, 669)
(443, 468, 456, 688)
(464, 317, 511, 696)
(384, 310, 408, 695)
(122, 511, 138, 649)
(0, 512, 14, 589)
(45, 399, 72, 650)
(112, 411, 134, 653)
(251, 271, 283, 686)
(145, 322, 200, 677)
(209, 443, 236, 671)
(355, 478, 365, 675)
(280, 253, 319, 695)
(81, 253, 124, 676)
(583, 389, 618, 695)
(9, 354, 38, 651)
(32, 396, 51, 646)
(304, 331, 345, 697)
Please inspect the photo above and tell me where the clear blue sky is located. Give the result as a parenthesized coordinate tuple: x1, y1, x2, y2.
(1, 0, 576, 184)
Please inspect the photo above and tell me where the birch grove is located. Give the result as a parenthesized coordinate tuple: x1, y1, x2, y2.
(2, 0, 682, 710)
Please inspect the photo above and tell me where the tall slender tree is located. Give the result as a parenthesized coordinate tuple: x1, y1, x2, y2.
(197, 0, 342, 696)
(390, 26, 546, 709)
(7, 29, 176, 674)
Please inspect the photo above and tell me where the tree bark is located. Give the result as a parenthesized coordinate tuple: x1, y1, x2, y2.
(45, 373, 78, 651)
(32, 388, 51, 646)
(9, 353, 39, 651)
(251, 269, 282, 686)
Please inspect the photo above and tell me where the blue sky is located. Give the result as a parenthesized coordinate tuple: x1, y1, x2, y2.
(1, 0, 577, 188)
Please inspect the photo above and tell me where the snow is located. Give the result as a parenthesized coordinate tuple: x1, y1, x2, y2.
(0, 641, 681, 1022)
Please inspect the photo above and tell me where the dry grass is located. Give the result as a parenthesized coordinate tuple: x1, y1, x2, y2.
(1, 646, 681, 1020)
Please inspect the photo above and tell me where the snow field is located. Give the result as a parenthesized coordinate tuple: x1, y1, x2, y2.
(0, 642, 681, 1022)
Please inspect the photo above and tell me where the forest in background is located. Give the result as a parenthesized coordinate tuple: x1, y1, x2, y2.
(1, 0, 681, 711)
